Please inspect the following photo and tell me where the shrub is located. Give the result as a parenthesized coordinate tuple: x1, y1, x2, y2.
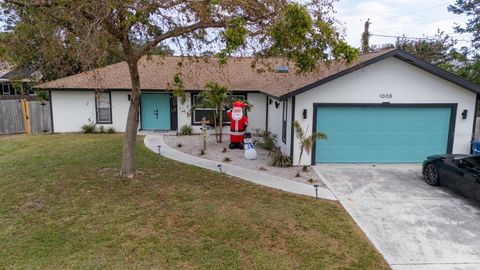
(36, 91, 49, 103)
(256, 130, 277, 151)
(179, 125, 193, 136)
(271, 151, 292, 168)
(106, 127, 116, 134)
(224, 157, 231, 162)
(98, 125, 106, 133)
(177, 143, 182, 148)
(293, 120, 327, 174)
(81, 123, 96, 134)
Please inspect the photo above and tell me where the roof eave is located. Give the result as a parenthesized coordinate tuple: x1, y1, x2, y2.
(393, 50, 480, 94)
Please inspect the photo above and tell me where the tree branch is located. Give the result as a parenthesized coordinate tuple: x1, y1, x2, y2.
(138, 20, 226, 59)
(4, 0, 54, 7)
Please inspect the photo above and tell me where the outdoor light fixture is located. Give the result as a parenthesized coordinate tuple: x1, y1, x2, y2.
(157, 145, 161, 155)
(217, 164, 223, 173)
(303, 109, 307, 119)
(269, 98, 273, 105)
(275, 101, 280, 108)
(313, 184, 319, 199)
(462, 109, 468, 119)
(128, 94, 131, 101)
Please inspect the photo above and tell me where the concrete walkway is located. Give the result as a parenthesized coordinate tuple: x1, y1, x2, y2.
(144, 134, 336, 200)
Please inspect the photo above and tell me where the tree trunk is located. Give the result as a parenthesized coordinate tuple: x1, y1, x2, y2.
(213, 111, 219, 143)
(120, 59, 141, 178)
(218, 105, 223, 143)
(298, 148, 304, 173)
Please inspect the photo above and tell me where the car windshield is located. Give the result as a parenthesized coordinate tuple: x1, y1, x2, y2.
(464, 156, 480, 168)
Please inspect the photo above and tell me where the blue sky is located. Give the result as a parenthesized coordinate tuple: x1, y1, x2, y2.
(334, 0, 471, 48)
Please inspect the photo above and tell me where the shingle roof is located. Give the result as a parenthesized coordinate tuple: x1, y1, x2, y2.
(0, 61, 12, 78)
(0, 67, 37, 81)
(35, 49, 393, 98)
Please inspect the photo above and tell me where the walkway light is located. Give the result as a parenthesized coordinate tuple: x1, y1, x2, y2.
(217, 164, 223, 173)
(157, 145, 161, 155)
(313, 184, 319, 199)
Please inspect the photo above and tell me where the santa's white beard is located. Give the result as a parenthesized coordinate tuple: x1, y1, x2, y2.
(232, 111, 242, 121)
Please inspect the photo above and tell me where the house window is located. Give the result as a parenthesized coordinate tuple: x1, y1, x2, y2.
(192, 93, 246, 124)
(22, 82, 34, 95)
(96, 91, 112, 124)
(282, 100, 287, 143)
(1, 83, 10, 95)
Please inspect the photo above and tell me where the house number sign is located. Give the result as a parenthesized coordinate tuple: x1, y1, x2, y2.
(379, 93, 393, 99)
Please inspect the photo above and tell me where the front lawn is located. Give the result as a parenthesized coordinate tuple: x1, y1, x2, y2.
(0, 134, 389, 269)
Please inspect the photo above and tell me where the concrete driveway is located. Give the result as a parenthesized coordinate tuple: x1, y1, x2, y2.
(314, 164, 480, 270)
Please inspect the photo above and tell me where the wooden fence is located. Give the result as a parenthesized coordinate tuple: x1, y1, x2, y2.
(0, 99, 51, 135)
(0, 95, 38, 101)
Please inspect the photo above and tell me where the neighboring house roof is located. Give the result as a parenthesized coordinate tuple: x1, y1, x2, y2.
(0, 61, 12, 78)
(0, 67, 40, 82)
(35, 49, 480, 98)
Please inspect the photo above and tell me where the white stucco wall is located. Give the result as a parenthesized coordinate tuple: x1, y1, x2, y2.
(110, 91, 130, 132)
(292, 57, 477, 165)
(51, 90, 130, 132)
(246, 92, 267, 132)
(52, 90, 268, 134)
(51, 91, 96, 133)
(267, 97, 292, 155)
(177, 93, 193, 132)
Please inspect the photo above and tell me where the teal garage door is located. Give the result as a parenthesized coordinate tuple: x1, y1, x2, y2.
(315, 106, 452, 163)
(141, 94, 171, 130)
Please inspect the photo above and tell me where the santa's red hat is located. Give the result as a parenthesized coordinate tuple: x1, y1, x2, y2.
(233, 100, 246, 108)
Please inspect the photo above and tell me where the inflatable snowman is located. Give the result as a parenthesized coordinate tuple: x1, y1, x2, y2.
(243, 132, 257, 160)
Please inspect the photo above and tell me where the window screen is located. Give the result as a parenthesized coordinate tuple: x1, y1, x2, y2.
(282, 100, 287, 143)
(192, 93, 246, 124)
(96, 92, 112, 124)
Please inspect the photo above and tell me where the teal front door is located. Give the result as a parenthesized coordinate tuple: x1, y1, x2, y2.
(141, 94, 171, 130)
(315, 106, 452, 163)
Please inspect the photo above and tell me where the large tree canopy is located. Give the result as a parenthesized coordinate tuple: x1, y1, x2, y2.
(449, 0, 480, 50)
(1, 0, 358, 178)
(448, 0, 480, 84)
(0, 11, 124, 81)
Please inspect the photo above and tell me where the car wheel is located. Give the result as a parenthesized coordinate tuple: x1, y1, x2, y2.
(424, 163, 440, 186)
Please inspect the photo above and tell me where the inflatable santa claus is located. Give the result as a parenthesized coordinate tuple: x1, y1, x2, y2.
(227, 100, 248, 149)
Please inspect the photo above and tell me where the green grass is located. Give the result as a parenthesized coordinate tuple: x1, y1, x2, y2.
(0, 134, 389, 269)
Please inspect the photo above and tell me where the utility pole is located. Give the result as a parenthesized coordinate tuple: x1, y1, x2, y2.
(361, 19, 371, 54)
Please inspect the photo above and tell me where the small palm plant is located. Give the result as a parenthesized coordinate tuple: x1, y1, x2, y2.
(192, 82, 231, 143)
(293, 120, 327, 174)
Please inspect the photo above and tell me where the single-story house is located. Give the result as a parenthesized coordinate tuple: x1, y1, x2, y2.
(36, 49, 480, 165)
(1, 67, 40, 96)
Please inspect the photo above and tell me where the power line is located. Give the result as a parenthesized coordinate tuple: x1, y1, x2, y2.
(376, 2, 452, 22)
(372, 32, 473, 39)
(370, 34, 436, 40)
(371, 33, 473, 43)
(374, 15, 466, 32)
